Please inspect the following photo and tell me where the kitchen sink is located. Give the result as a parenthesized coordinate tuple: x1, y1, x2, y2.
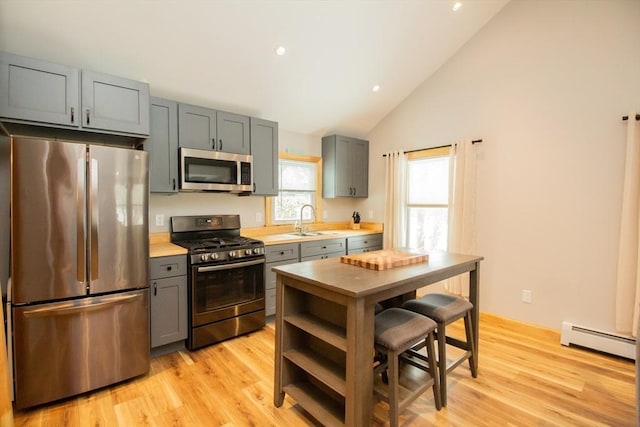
(288, 231, 340, 237)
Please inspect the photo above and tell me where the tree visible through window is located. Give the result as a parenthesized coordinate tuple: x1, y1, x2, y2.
(272, 157, 319, 222)
(406, 149, 450, 252)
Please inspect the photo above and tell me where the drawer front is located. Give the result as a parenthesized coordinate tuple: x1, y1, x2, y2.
(347, 234, 383, 252)
(265, 243, 299, 263)
(150, 255, 187, 279)
(300, 238, 346, 258)
(300, 252, 344, 262)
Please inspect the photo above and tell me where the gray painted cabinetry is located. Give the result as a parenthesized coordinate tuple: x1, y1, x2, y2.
(250, 118, 279, 196)
(150, 255, 188, 348)
(0, 51, 150, 136)
(300, 238, 346, 261)
(265, 243, 299, 316)
(178, 103, 250, 154)
(346, 233, 383, 254)
(147, 97, 179, 193)
(322, 135, 369, 198)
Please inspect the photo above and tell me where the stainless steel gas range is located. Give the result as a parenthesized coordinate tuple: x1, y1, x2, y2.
(170, 215, 265, 350)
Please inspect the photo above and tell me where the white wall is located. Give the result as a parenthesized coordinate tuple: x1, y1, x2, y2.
(150, 128, 359, 232)
(359, 0, 640, 332)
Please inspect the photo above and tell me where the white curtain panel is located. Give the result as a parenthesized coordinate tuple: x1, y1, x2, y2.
(383, 151, 407, 249)
(615, 112, 640, 336)
(445, 139, 477, 297)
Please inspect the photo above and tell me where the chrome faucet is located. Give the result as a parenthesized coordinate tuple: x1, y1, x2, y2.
(296, 204, 316, 234)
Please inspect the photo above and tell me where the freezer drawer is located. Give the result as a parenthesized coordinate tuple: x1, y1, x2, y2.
(12, 289, 149, 409)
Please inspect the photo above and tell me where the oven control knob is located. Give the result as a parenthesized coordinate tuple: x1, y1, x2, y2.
(210, 253, 219, 260)
(253, 248, 262, 254)
(245, 249, 252, 255)
(200, 254, 209, 262)
(229, 251, 236, 258)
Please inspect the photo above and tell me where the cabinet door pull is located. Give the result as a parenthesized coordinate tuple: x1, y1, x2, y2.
(253, 183, 256, 192)
(219, 139, 223, 150)
(173, 178, 176, 190)
(353, 187, 356, 196)
(167, 266, 172, 271)
(212, 138, 215, 149)
(280, 251, 285, 255)
(86, 109, 90, 125)
(153, 282, 157, 296)
(70, 107, 75, 123)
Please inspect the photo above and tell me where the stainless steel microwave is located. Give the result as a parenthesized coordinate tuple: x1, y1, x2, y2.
(179, 148, 253, 193)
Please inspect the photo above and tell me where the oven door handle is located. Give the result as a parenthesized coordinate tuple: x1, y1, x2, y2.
(197, 258, 265, 273)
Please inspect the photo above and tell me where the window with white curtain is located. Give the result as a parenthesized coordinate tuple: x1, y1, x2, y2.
(406, 147, 450, 252)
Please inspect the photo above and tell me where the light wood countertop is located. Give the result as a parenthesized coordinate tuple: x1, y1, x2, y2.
(149, 222, 383, 256)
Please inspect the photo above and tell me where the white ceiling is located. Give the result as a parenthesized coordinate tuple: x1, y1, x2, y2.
(0, 0, 509, 138)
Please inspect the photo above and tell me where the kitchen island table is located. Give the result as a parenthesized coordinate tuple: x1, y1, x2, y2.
(273, 251, 483, 426)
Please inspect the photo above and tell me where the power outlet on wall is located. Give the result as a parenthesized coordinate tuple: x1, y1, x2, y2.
(155, 214, 164, 226)
(521, 289, 532, 304)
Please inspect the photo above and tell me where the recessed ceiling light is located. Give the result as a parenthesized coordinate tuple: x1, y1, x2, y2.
(275, 46, 286, 56)
(452, 1, 462, 11)
(372, 85, 380, 92)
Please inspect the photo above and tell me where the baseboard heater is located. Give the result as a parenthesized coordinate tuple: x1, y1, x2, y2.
(560, 321, 635, 360)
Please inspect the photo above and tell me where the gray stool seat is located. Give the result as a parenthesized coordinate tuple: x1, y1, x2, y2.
(402, 293, 472, 324)
(402, 293, 477, 407)
(374, 308, 441, 426)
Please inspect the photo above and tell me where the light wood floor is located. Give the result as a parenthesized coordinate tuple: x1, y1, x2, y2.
(13, 313, 636, 426)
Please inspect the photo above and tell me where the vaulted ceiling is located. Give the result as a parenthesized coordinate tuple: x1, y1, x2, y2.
(0, 0, 509, 137)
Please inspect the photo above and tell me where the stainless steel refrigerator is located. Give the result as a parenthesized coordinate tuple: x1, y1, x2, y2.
(7, 136, 150, 409)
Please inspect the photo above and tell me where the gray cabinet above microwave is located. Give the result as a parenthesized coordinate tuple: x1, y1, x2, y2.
(178, 103, 250, 154)
(0, 51, 150, 137)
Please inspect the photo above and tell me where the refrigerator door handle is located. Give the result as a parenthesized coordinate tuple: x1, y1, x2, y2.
(77, 158, 86, 284)
(90, 157, 99, 281)
(21, 293, 143, 318)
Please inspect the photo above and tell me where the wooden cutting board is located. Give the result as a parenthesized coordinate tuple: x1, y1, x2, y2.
(340, 248, 429, 271)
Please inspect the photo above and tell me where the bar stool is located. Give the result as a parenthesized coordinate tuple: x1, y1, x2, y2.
(373, 308, 441, 426)
(402, 293, 477, 406)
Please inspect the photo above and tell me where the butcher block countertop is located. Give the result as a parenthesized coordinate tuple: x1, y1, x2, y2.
(340, 248, 428, 270)
(149, 222, 383, 258)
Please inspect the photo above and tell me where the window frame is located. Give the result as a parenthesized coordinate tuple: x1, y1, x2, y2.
(405, 146, 451, 250)
(265, 152, 323, 226)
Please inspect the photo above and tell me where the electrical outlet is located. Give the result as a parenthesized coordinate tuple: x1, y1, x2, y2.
(322, 210, 328, 220)
(368, 210, 374, 219)
(521, 290, 532, 304)
(256, 212, 263, 224)
(155, 214, 164, 226)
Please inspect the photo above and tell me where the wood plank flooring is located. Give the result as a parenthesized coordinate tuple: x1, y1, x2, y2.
(13, 313, 636, 426)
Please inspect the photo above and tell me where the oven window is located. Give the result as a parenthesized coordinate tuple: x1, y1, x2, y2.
(185, 157, 236, 184)
(194, 262, 264, 313)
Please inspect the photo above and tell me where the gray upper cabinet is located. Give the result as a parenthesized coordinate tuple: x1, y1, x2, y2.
(218, 111, 250, 154)
(178, 103, 250, 154)
(322, 135, 369, 198)
(81, 70, 150, 135)
(250, 117, 279, 196)
(147, 97, 178, 193)
(0, 51, 150, 136)
(0, 52, 79, 127)
(178, 103, 217, 151)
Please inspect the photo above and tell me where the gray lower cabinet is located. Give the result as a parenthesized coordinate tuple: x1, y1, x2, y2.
(178, 103, 250, 154)
(265, 243, 299, 316)
(346, 233, 383, 254)
(0, 51, 150, 136)
(300, 238, 346, 261)
(150, 255, 188, 348)
(250, 117, 279, 196)
(322, 135, 369, 198)
(147, 97, 178, 193)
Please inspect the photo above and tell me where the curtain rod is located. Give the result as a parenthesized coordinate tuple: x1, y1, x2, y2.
(622, 114, 640, 121)
(382, 139, 483, 157)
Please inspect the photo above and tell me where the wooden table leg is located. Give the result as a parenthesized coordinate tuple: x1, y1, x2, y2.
(344, 298, 374, 426)
(273, 274, 285, 407)
(469, 261, 480, 373)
